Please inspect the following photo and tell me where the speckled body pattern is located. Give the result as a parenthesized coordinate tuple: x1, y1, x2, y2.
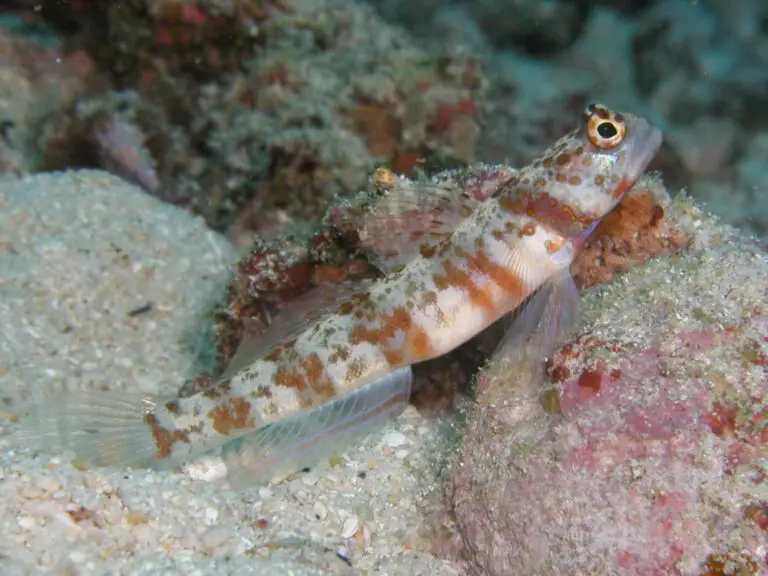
(132, 104, 662, 465)
(145, 205, 569, 462)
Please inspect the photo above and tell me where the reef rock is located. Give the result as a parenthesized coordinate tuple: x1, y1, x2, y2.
(450, 194, 768, 575)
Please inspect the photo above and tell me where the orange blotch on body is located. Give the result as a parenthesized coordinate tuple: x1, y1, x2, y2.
(208, 397, 255, 435)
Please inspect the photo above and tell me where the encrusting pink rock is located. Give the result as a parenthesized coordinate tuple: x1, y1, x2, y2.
(449, 195, 768, 575)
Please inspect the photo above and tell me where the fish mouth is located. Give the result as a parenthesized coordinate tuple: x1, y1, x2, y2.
(623, 118, 663, 185)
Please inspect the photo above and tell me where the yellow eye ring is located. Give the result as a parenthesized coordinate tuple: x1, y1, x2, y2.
(585, 103, 627, 150)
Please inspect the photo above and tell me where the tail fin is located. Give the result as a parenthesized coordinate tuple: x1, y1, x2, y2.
(16, 392, 161, 467)
(221, 366, 413, 489)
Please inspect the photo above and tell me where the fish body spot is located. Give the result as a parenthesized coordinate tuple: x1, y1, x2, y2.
(208, 397, 255, 435)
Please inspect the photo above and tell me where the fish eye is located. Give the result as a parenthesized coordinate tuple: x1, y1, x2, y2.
(597, 122, 617, 138)
(585, 103, 627, 150)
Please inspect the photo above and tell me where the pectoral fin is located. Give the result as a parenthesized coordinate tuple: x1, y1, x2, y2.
(495, 268, 581, 375)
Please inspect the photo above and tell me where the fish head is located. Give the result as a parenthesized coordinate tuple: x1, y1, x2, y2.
(502, 103, 662, 239)
(574, 103, 662, 215)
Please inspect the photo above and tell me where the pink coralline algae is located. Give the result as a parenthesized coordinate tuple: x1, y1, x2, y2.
(449, 198, 768, 575)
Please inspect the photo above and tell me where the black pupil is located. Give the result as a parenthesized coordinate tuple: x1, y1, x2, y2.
(597, 122, 618, 139)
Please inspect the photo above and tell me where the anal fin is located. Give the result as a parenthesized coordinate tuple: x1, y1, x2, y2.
(220, 367, 413, 489)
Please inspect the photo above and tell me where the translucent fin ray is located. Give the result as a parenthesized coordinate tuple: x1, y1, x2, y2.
(15, 392, 161, 467)
(221, 280, 374, 379)
(220, 367, 413, 489)
(495, 268, 581, 374)
(334, 180, 488, 274)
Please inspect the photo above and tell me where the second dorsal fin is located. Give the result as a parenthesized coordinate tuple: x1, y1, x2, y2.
(220, 279, 375, 380)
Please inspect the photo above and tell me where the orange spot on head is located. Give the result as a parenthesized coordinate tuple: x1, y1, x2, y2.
(613, 175, 634, 199)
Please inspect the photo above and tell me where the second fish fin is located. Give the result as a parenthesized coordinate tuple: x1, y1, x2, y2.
(220, 279, 375, 379)
(220, 367, 413, 489)
(494, 268, 581, 375)
(15, 391, 166, 468)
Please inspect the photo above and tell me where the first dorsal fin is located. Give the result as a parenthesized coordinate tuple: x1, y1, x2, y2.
(220, 280, 375, 379)
(330, 168, 495, 274)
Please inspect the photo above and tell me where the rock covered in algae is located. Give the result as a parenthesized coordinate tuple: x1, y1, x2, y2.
(449, 194, 768, 575)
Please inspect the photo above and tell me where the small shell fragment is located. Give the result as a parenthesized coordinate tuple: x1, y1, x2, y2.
(36, 475, 61, 493)
(313, 501, 328, 521)
(200, 526, 232, 553)
(382, 430, 406, 448)
(341, 515, 359, 539)
(357, 522, 372, 550)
